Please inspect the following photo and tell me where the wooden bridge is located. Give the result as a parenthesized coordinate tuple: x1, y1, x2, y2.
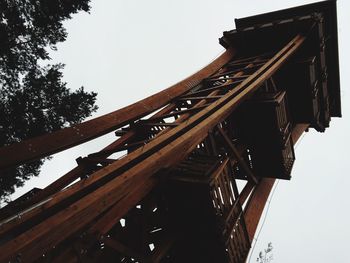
(0, 1, 340, 262)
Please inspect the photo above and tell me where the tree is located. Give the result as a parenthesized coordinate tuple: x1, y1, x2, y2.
(0, 0, 98, 202)
(256, 242, 274, 263)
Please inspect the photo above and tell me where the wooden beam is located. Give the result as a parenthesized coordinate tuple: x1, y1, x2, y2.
(239, 181, 255, 207)
(178, 95, 223, 101)
(146, 105, 208, 122)
(0, 36, 305, 262)
(217, 126, 258, 184)
(0, 48, 236, 170)
(0, 165, 86, 223)
(151, 236, 177, 263)
(187, 80, 243, 96)
(243, 123, 309, 241)
(104, 237, 149, 262)
(210, 63, 265, 79)
(88, 177, 156, 237)
(142, 122, 179, 127)
(206, 75, 250, 82)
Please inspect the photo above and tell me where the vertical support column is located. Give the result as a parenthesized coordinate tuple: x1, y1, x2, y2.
(243, 123, 309, 241)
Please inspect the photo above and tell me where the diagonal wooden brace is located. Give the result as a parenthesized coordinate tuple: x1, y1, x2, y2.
(217, 125, 258, 184)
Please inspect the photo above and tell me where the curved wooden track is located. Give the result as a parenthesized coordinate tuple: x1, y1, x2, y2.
(0, 34, 313, 263)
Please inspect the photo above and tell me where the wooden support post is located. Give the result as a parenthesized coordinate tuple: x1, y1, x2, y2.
(0, 165, 86, 223)
(104, 237, 149, 262)
(0, 36, 305, 263)
(0, 48, 236, 170)
(217, 126, 258, 184)
(243, 123, 309, 241)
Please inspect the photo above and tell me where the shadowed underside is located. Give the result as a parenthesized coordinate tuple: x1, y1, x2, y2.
(0, 1, 340, 262)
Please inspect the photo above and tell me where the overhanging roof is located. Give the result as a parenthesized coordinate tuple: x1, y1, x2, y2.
(220, 0, 341, 117)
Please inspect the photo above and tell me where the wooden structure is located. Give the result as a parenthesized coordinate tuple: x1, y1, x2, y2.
(0, 1, 340, 262)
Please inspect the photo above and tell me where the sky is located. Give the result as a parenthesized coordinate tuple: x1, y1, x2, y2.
(9, 0, 350, 262)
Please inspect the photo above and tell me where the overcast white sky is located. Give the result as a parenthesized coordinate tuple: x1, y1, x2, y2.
(10, 0, 350, 262)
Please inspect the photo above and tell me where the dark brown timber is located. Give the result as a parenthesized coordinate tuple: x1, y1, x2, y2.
(0, 48, 236, 170)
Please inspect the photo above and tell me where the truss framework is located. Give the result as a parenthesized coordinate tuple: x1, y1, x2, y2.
(0, 1, 341, 262)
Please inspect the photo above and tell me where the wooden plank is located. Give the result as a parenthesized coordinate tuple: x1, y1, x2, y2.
(89, 130, 139, 158)
(217, 126, 258, 184)
(239, 181, 255, 207)
(206, 75, 250, 82)
(85, 157, 116, 165)
(142, 122, 179, 127)
(210, 158, 229, 183)
(4, 36, 302, 237)
(210, 63, 265, 78)
(244, 178, 275, 241)
(0, 36, 305, 262)
(150, 50, 255, 144)
(0, 131, 138, 229)
(151, 236, 177, 263)
(178, 95, 223, 101)
(208, 131, 218, 155)
(243, 123, 309, 241)
(0, 165, 86, 224)
(104, 237, 148, 262)
(0, 120, 214, 262)
(227, 59, 268, 67)
(51, 248, 78, 263)
(88, 177, 156, 237)
(130, 51, 257, 142)
(151, 90, 222, 139)
(222, 53, 271, 65)
(146, 104, 208, 122)
(101, 130, 137, 152)
(111, 140, 151, 152)
(187, 80, 244, 96)
(0, 48, 236, 170)
(12, 36, 302, 234)
(149, 103, 178, 120)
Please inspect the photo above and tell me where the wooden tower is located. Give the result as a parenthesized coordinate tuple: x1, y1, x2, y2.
(0, 1, 340, 262)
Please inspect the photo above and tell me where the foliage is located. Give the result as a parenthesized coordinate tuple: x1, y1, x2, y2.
(256, 242, 274, 263)
(0, 0, 97, 202)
